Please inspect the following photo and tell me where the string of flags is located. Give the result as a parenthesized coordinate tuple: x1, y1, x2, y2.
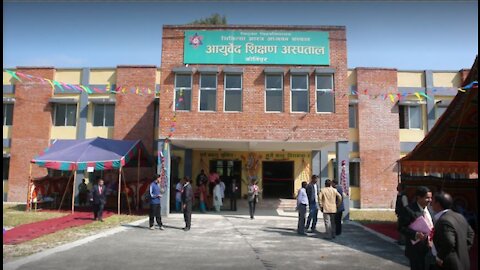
(4, 70, 156, 96)
(4, 69, 477, 103)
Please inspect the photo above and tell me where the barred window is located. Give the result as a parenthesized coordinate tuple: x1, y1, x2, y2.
(53, 104, 77, 126)
(174, 74, 192, 111)
(316, 75, 334, 113)
(199, 74, 217, 111)
(291, 74, 309, 112)
(265, 74, 283, 112)
(224, 74, 242, 112)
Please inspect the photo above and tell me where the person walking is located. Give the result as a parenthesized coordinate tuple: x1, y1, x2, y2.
(213, 180, 223, 212)
(398, 186, 435, 270)
(148, 174, 164, 230)
(90, 179, 106, 222)
(247, 178, 259, 219)
(296, 181, 309, 236)
(230, 178, 238, 211)
(395, 183, 409, 245)
(198, 179, 207, 213)
(175, 179, 183, 213)
(78, 179, 89, 206)
(305, 175, 319, 232)
(319, 179, 342, 239)
(182, 177, 193, 231)
(332, 179, 345, 236)
(431, 192, 475, 270)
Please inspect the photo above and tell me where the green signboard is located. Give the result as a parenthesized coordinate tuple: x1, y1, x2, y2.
(184, 30, 330, 65)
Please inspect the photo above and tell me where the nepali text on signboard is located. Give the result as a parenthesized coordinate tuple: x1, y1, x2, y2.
(184, 30, 330, 65)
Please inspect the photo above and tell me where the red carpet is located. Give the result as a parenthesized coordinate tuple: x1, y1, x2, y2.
(364, 222, 478, 270)
(3, 210, 113, 245)
(364, 222, 399, 240)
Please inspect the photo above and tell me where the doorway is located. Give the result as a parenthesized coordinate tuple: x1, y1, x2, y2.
(262, 161, 294, 198)
(209, 160, 242, 199)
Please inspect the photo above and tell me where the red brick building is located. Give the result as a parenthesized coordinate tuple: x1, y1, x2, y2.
(4, 25, 469, 214)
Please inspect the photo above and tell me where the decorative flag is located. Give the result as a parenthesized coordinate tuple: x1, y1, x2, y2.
(414, 92, 422, 101)
(5, 70, 22, 82)
(389, 94, 395, 103)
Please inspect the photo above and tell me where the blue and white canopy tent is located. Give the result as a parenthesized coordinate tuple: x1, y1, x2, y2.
(30, 137, 151, 214)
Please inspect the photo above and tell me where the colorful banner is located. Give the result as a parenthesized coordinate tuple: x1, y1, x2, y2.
(184, 30, 330, 65)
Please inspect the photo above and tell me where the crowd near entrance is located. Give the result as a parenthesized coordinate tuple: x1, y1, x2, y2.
(210, 160, 242, 199)
(262, 161, 294, 199)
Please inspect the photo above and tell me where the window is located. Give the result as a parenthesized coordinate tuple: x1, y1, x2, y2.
(93, 104, 115, 127)
(291, 74, 309, 112)
(316, 75, 334, 112)
(174, 74, 192, 111)
(3, 103, 13, 126)
(3, 157, 9, 180)
(349, 162, 360, 187)
(435, 105, 447, 121)
(199, 74, 217, 111)
(332, 161, 360, 187)
(53, 104, 77, 126)
(265, 74, 283, 112)
(399, 105, 422, 129)
(349, 104, 357, 128)
(224, 74, 242, 112)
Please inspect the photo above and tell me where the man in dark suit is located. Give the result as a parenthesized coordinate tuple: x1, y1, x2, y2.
(90, 179, 106, 222)
(431, 192, 475, 270)
(182, 177, 193, 231)
(399, 186, 435, 270)
(305, 175, 319, 232)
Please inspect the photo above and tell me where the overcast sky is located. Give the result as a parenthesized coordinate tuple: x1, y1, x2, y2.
(3, 1, 478, 70)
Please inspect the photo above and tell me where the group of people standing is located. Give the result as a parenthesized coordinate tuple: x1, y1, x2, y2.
(297, 175, 345, 239)
(397, 185, 475, 270)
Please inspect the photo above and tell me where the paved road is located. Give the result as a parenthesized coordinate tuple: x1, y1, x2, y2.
(9, 209, 409, 270)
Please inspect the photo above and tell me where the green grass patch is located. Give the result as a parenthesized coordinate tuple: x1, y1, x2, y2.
(349, 209, 397, 223)
(3, 204, 67, 228)
(3, 213, 145, 261)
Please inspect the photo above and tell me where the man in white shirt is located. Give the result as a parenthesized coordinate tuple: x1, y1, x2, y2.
(296, 181, 309, 235)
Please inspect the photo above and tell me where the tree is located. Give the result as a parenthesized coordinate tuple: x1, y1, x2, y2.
(189, 13, 227, 25)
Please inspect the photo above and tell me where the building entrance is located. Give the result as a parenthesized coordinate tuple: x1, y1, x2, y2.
(262, 161, 294, 198)
(209, 160, 242, 199)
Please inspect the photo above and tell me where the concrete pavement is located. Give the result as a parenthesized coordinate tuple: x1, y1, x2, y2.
(4, 208, 409, 270)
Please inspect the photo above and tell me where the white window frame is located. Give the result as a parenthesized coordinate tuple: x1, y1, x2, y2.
(224, 73, 243, 112)
(399, 105, 423, 129)
(53, 103, 77, 127)
(199, 73, 217, 112)
(290, 74, 309, 113)
(3, 103, 13, 126)
(93, 104, 115, 127)
(174, 74, 192, 111)
(349, 104, 357, 128)
(315, 74, 335, 113)
(265, 74, 283, 113)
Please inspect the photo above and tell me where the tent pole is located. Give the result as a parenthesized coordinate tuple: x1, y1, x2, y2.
(136, 148, 141, 211)
(27, 163, 33, 211)
(58, 174, 73, 211)
(122, 169, 131, 215)
(118, 167, 122, 215)
(71, 171, 77, 214)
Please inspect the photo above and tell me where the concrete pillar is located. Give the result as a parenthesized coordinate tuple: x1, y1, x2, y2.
(336, 141, 350, 220)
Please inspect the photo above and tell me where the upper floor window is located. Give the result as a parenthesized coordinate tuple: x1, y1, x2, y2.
(199, 74, 217, 111)
(291, 74, 309, 112)
(3, 103, 13, 126)
(316, 75, 334, 113)
(435, 105, 447, 121)
(53, 103, 77, 126)
(174, 74, 192, 111)
(224, 74, 242, 112)
(349, 104, 357, 128)
(399, 105, 422, 129)
(93, 104, 115, 127)
(265, 74, 283, 112)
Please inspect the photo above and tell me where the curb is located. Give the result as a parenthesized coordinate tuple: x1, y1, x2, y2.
(3, 217, 148, 270)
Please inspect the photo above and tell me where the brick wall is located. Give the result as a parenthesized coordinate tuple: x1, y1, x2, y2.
(113, 66, 157, 181)
(160, 26, 349, 142)
(356, 68, 400, 208)
(8, 67, 54, 202)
